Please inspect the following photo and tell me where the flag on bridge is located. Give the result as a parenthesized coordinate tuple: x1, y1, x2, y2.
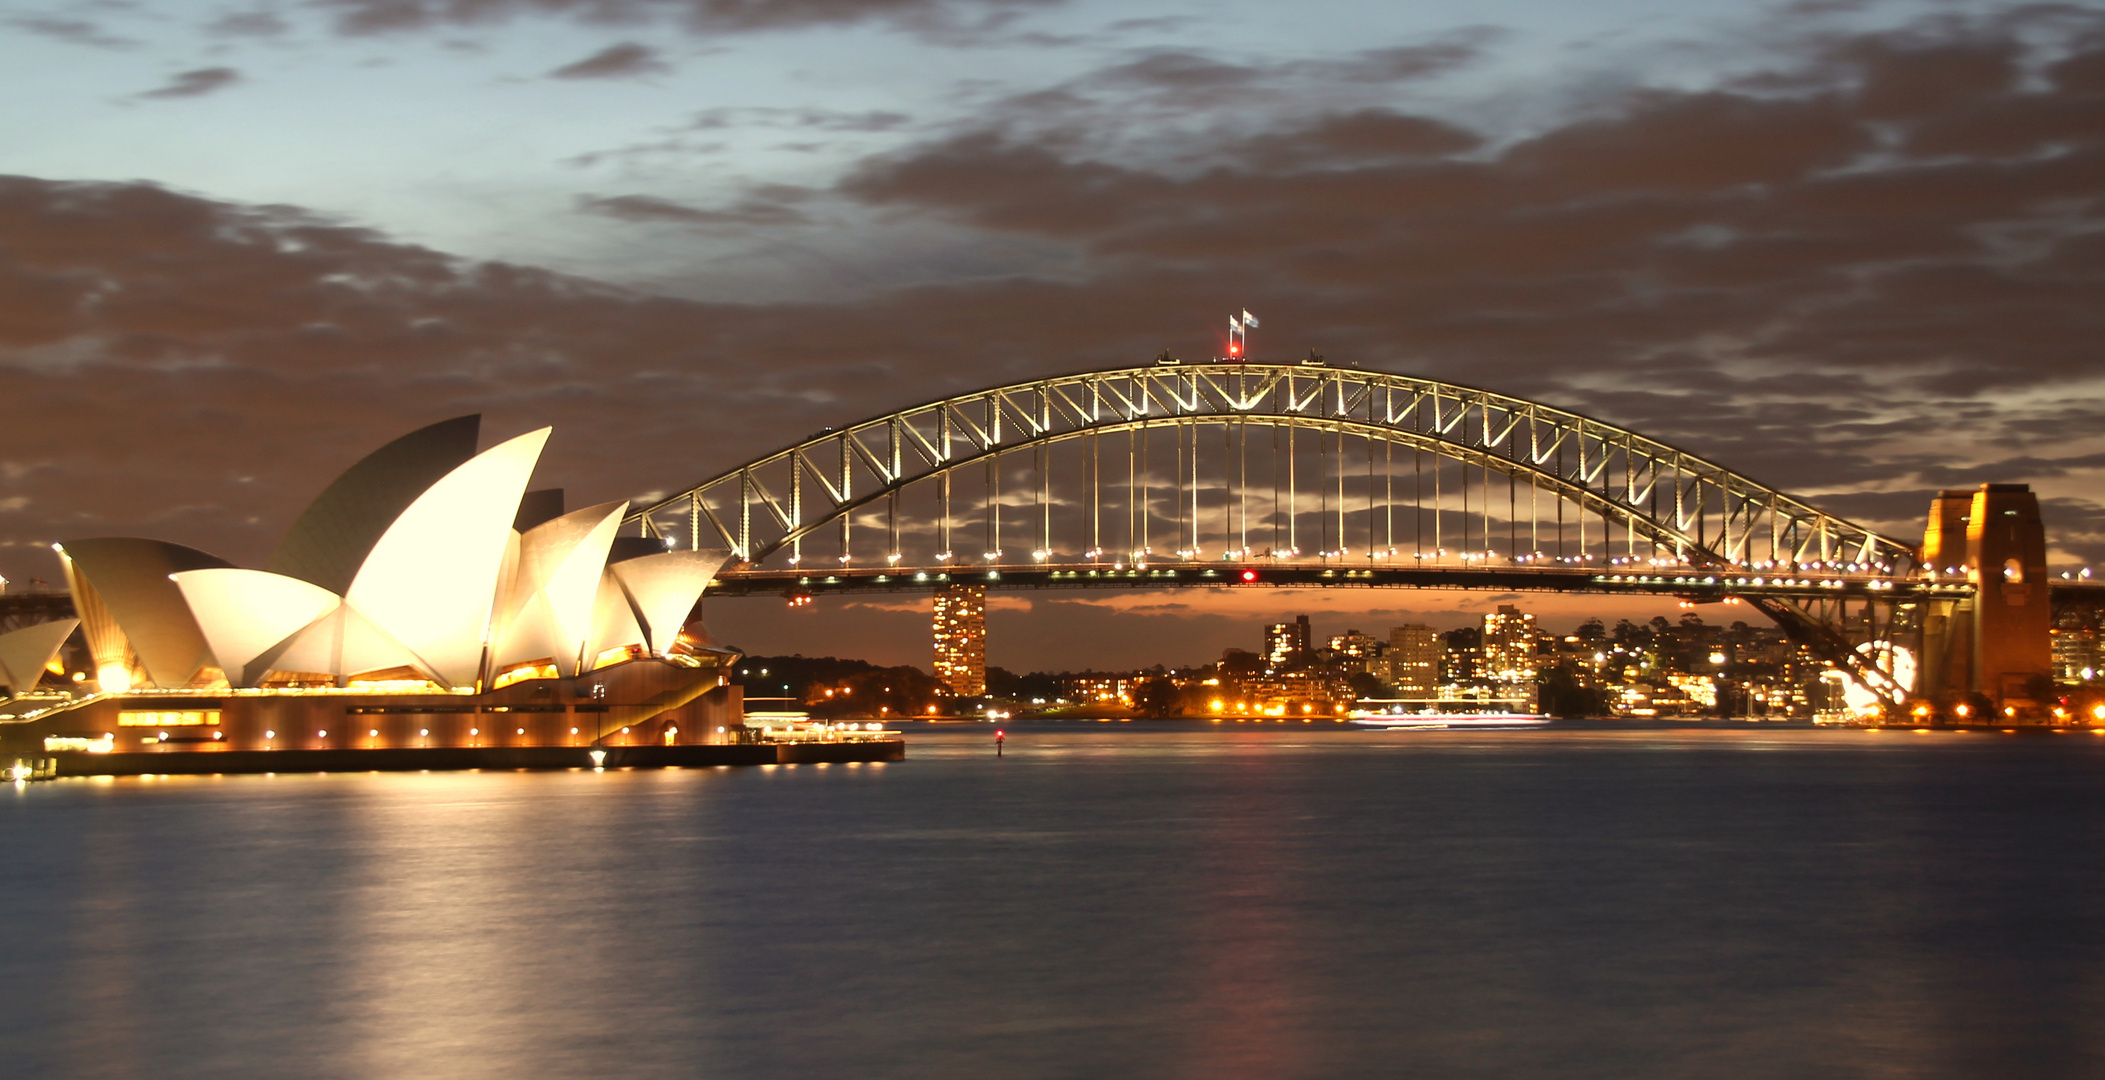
(1241, 310, 1259, 328)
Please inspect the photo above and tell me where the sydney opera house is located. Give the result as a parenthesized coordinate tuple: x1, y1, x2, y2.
(0, 417, 900, 775)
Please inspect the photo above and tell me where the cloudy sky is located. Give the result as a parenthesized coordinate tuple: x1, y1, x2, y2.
(2, 0, 2101, 669)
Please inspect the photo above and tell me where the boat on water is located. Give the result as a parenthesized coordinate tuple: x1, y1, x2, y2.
(1349, 712, 1549, 730)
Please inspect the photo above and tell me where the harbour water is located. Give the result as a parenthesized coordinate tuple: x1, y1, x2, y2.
(5, 723, 2103, 1079)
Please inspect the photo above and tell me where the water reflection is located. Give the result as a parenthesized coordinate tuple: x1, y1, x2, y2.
(5, 729, 2105, 1079)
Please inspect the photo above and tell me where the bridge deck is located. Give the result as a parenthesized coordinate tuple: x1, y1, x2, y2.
(709, 564, 1990, 602)
(5, 574, 2100, 621)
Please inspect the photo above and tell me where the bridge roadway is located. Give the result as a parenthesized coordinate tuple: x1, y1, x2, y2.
(3, 572, 2098, 617)
(711, 563, 1988, 603)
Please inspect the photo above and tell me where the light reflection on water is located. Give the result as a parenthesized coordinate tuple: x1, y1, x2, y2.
(6, 725, 2105, 1079)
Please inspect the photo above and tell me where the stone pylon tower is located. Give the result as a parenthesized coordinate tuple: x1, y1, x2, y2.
(1919, 483, 2052, 707)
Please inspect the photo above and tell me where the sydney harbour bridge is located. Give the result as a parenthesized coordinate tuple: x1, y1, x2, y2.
(625, 359, 2088, 715)
(0, 358, 2085, 715)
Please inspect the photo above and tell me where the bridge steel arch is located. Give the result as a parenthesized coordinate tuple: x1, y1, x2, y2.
(632, 364, 1914, 570)
(629, 363, 1922, 705)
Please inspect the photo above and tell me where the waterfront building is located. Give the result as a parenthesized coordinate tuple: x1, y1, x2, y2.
(1264, 615, 1312, 673)
(933, 584, 987, 696)
(1062, 674, 1132, 705)
(1240, 671, 1356, 715)
(2053, 608, 2100, 682)
(1386, 625, 1440, 696)
(1481, 605, 1540, 712)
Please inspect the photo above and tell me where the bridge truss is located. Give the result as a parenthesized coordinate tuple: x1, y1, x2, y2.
(629, 363, 1925, 705)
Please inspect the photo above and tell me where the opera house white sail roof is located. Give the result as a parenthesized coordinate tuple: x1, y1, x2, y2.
(46, 417, 732, 694)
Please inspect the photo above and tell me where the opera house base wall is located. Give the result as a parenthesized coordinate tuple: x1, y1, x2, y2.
(33, 739, 906, 777)
(3, 657, 907, 776)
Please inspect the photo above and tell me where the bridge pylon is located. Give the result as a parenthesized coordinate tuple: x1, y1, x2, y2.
(1918, 484, 2052, 711)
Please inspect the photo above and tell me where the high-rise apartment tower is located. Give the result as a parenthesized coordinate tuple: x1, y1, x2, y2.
(1386, 624, 1441, 696)
(1264, 615, 1312, 672)
(933, 584, 987, 696)
(1480, 604, 1539, 711)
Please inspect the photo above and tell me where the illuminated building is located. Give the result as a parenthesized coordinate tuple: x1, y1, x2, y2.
(933, 584, 986, 696)
(2053, 608, 2100, 683)
(1063, 675, 1132, 705)
(1481, 604, 1540, 712)
(1264, 615, 1311, 672)
(1327, 630, 1382, 675)
(1386, 624, 1440, 696)
(0, 417, 903, 773)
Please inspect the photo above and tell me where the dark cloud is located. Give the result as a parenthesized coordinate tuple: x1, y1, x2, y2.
(840, 19, 2104, 403)
(3, 14, 135, 49)
(8, 14, 2105, 665)
(686, 106, 913, 132)
(577, 192, 810, 226)
(975, 35, 1497, 130)
(1316, 32, 1502, 83)
(548, 41, 669, 79)
(317, 0, 1058, 37)
(1098, 51, 1264, 96)
(1238, 110, 1483, 167)
(137, 68, 243, 100)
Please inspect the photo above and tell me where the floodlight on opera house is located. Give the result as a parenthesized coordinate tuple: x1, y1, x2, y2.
(44, 416, 732, 694)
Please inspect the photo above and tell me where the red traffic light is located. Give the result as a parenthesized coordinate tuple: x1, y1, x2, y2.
(1240, 569, 1258, 582)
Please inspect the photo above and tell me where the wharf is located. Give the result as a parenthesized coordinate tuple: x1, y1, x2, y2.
(18, 739, 905, 779)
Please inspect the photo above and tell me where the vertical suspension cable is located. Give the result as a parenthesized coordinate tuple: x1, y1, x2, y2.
(1625, 438, 1635, 560)
(1140, 425, 1150, 558)
(1089, 429, 1100, 558)
(1484, 457, 1494, 559)
(1555, 440, 1564, 560)
(1191, 418, 1201, 556)
(1319, 425, 1330, 556)
(1173, 420, 1184, 555)
(1334, 426, 1346, 557)
(1528, 418, 1538, 557)
(839, 437, 852, 562)
(1383, 436, 1393, 557)
(1224, 421, 1235, 558)
(1187, 419, 1199, 555)
(1271, 424, 1281, 557)
(1288, 425, 1298, 555)
(1460, 448, 1470, 557)
(1237, 421, 1248, 557)
(1366, 431, 1375, 563)
(1126, 427, 1136, 560)
(888, 416, 902, 562)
